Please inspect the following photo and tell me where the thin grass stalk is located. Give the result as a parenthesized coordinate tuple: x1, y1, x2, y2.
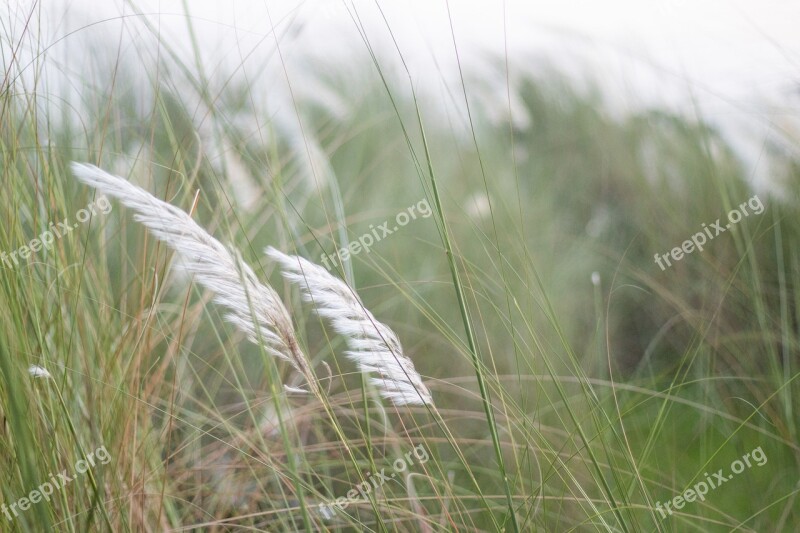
(50, 381, 117, 531)
(413, 112, 520, 531)
(346, 7, 516, 526)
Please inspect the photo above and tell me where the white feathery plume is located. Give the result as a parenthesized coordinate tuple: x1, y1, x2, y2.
(70, 163, 317, 394)
(28, 365, 52, 379)
(265, 247, 433, 406)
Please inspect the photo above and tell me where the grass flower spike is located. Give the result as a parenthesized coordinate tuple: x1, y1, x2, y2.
(71, 163, 317, 394)
(266, 246, 433, 406)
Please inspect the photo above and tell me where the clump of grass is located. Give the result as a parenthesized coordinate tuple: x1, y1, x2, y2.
(1, 4, 799, 531)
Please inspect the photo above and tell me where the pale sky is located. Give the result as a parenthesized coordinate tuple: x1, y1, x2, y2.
(49, 0, 798, 101)
(10, 0, 800, 173)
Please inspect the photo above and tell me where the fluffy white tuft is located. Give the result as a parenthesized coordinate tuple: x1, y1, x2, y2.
(71, 163, 316, 393)
(28, 365, 52, 379)
(266, 247, 433, 406)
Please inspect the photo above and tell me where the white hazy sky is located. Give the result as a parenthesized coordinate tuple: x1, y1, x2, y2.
(46, 0, 798, 102)
(11, 0, 800, 171)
